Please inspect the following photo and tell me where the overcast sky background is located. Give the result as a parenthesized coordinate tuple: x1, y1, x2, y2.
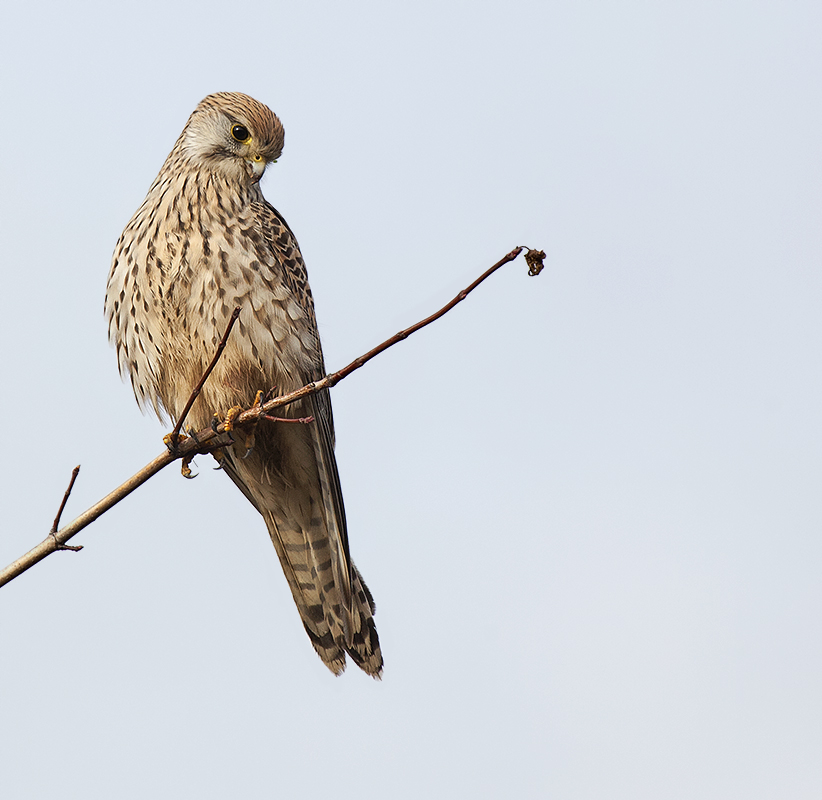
(1, 1, 820, 798)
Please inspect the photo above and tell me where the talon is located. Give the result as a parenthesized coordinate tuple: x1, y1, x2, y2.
(251, 389, 264, 409)
(211, 414, 221, 433)
(181, 454, 198, 479)
(242, 429, 256, 459)
(223, 405, 243, 432)
(211, 447, 227, 469)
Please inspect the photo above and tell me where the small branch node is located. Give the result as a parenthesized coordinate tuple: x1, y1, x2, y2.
(53, 541, 84, 553)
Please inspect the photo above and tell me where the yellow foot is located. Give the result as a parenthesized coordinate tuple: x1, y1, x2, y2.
(222, 405, 243, 432)
(251, 389, 265, 410)
(163, 432, 188, 451)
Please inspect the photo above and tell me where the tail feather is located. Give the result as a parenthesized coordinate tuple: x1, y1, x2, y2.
(344, 564, 382, 676)
(217, 420, 382, 677)
(264, 510, 348, 675)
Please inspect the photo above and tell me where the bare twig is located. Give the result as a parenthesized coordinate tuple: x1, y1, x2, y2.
(0, 246, 542, 589)
(51, 465, 80, 534)
(231, 245, 531, 428)
(322, 245, 526, 389)
(167, 306, 242, 447)
(49, 466, 84, 552)
(0, 432, 231, 588)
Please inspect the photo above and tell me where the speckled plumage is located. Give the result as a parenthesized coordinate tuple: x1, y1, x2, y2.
(105, 92, 382, 676)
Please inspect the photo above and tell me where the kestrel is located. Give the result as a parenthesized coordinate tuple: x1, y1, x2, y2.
(104, 92, 382, 677)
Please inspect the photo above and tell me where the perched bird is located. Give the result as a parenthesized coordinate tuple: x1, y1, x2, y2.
(105, 92, 382, 677)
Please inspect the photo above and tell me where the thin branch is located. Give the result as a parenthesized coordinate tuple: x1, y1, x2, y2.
(49, 466, 83, 552)
(231, 245, 532, 428)
(0, 246, 542, 589)
(0, 433, 231, 588)
(167, 306, 241, 446)
(51, 465, 81, 534)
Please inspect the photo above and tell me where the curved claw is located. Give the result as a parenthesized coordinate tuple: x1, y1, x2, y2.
(240, 440, 255, 460)
(181, 454, 198, 479)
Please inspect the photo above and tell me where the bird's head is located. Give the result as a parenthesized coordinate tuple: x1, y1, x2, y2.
(179, 92, 285, 184)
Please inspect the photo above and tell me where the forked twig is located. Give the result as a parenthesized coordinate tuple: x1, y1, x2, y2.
(0, 246, 544, 588)
(49, 466, 83, 552)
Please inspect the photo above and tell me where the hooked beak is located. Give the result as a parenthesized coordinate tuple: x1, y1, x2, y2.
(247, 154, 267, 179)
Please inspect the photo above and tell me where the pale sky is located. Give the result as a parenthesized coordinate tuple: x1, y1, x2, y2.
(1, 2, 821, 798)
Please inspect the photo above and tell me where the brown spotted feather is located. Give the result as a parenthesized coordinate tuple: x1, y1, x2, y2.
(105, 92, 382, 676)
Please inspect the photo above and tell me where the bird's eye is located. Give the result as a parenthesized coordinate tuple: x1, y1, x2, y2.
(231, 124, 251, 143)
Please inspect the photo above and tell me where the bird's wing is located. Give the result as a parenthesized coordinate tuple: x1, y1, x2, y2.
(255, 200, 354, 629)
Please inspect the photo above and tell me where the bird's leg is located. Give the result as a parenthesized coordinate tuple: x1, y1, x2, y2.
(165, 426, 203, 477)
(164, 430, 194, 478)
(239, 390, 265, 458)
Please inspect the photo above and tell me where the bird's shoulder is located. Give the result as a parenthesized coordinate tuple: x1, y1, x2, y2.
(249, 201, 317, 324)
